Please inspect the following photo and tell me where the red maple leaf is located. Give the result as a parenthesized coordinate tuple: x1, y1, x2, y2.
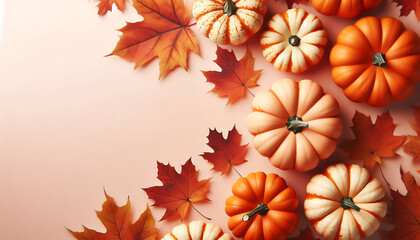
(393, 0, 420, 21)
(284, 0, 308, 9)
(201, 126, 248, 176)
(108, 0, 200, 79)
(340, 111, 406, 170)
(381, 169, 420, 240)
(403, 106, 420, 161)
(142, 159, 211, 221)
(97, 0, 126, 16)
(289, 227, 321, 240)
(68, 192, 159, 240)
(202, 47, 262, 105)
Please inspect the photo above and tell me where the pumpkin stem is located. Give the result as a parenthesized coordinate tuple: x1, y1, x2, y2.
(288, 35, 301, 46)
(223, 0, 238, 17)
(242, 203, 269, 222)
(372, 52, 387, 68)
(286, 116, 309, 134)
(340, 197, 361, 212)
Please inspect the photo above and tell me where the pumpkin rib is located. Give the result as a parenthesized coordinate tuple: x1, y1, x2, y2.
(324, 170, 343, 198)
(350, 211, 366, 238)
(343, 67, 376, 102)
(304, 118, 342, 139)
(331, 64, 371, 88)
(268, 89, 295, 118)
(295, 131, 322, 170)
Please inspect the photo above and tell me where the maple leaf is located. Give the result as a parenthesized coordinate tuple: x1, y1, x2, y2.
(393, 0, 420, 21)
(340, 111, 406, 170)
(97, 0, 126, 16)
(108, 0, 200, 79)
(202, 47, 262, 105)
(142, 159, 211, 221)
(201, 126, 248, 176)
(403, 106, 420, 161)
(381, 169, 420, 240)
(68, 192, 159, 240)
(289, 227, 321, 240)
(283, 0, 308, 9)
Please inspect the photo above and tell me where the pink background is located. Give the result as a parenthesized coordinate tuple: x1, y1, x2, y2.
(0, 0, 419, 239)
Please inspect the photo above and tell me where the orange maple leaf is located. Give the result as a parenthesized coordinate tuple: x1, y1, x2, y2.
(201, 126, 248, 176)
(108, 0, 200, 79)
(340, 111, 406, 170)
(97, 0, 126, 16)
(392, 0, 420, 21)
(68, 192, 159, 240)
(202, 47, 262, 105)
(381, 169, 420, 240)
(403, 106, 420, 162)
(289, 227, 321, 240)
(142, 159, 211, 221)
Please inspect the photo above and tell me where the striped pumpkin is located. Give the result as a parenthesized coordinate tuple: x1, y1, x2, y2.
(192, 0, 267, 45)
(260, 8, 327, 73)
(161, 221, 233, 240)
(304, 164, 387, 240)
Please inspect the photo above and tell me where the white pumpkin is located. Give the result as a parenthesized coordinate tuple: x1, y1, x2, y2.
(260, 8, 327, 73)
(162, 221, 233, 240)
(192, 0, 267, 45)
(304, 164, 387, 240)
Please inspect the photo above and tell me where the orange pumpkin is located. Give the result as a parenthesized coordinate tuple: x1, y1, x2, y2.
(225, 172, 299, 240)
(260, 8, 327, 73)
(192, 0, 267, 45)
(304, 163, 387, 240)
(247, 78, 342, 172)
(330, 16, 420, 107)
(309, 0, 381, 19)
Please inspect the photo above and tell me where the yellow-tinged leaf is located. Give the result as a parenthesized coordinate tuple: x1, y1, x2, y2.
(68, 192, 159, 240)
(109, 0, 200, 79)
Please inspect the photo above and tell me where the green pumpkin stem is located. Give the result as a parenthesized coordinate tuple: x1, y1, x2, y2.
(372, 52, 387, 68)
(288, 35, 301, 46)
(223, 0, 238, 16)
(340, 197, 361, 212)
(286, 116, 309, 134)
(242, 203, 269, 222)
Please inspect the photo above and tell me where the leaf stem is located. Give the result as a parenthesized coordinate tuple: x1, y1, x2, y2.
(246, 87, 255, 97)
(187, 22, 197, 28)
(231, 163, 243, 178)
(190, 203, 211, 220)
(378, 164, 390, 186)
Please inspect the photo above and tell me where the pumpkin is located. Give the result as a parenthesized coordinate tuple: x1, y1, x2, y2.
(260, 8, 327, 73)
(304, 163, 387, 240)
(330, 16, 420, 107)
(192, 0, 267, 45)
(247, 78, 342, 172)
(225, 172, 299, 240)
(161, 220, 233, 240)
(309, 0, 382, 19)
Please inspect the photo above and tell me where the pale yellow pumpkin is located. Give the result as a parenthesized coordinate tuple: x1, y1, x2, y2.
(192, 0, 267, 45)
(247, 78, 342, 171)
(162, 221, 233, 240)
(304, 164, 387, 240)
(261, 8, 327, 73)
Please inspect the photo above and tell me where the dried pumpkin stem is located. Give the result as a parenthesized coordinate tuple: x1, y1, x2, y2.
(223, 0, 238, 17)
(242, 203, 269, 222)
(286, 116, 309, 134)
(288, 35, 301, 46)
(372, 52, 387, 68)
(340, 197, 361, 212)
